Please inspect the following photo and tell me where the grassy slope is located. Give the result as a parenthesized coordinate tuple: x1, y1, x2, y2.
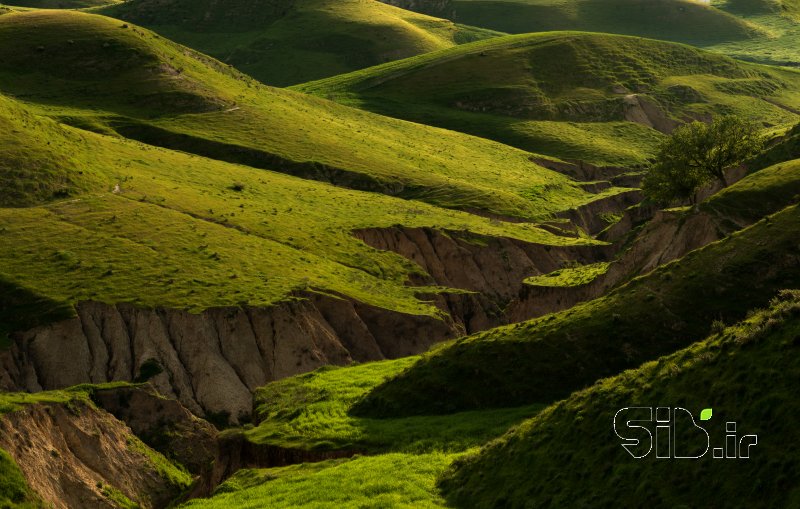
(185, 158, 800, 505)
(440, 291, 800, 508)
(700, 156, 800, 223)
(746, 122, 800, 173)
(0, 92, 104, 206)
(183, 358, 541, 508)
(182, 453, 454, 508)
(708, 0, 800, 66)
(0, 449, 39, 509)
(296, 32, 800, 166)
(353, 199, 800, 417)
(180, 166, 800, 506)
(246, 358, 542, 453)
(0, 88, 596, 343)
(98, 0, 502, 87)
(0, 10, 596, 221)
(449, 0, 800, 67)
(451, 0, 763, 44)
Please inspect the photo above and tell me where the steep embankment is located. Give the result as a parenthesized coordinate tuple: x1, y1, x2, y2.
(297, 32, 800, 166)
(611, 157, 800, 274)
(353, 202, 800, 417)
(90, 383, 219, 474)
(348, 156, 800, 332)
(0, 295, 457, 422)
(0, 388, 192, 509)
(510, 155, 800, 319)
(98, 0, 499, 86)
(352, 227, 605, 329)
(440, 291, 800, 508)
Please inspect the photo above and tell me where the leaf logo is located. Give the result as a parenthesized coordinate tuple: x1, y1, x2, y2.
(700, 408, 713, 421)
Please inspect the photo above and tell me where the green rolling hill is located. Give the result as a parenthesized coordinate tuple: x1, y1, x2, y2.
(707, 0, 800, 66)
(297, 31, 800, 166)
(447, 0, 800, 67)
(2, 0, 800, 506)
(96, 0, 501, 86)
(170, 150, 800, 506)
(0, 87, 593, 344)
(0, 10, 600, 221)
(450, 0, 764, 44)
(0, 92, 104, 207)
(439, 290, 800, 508)
(352, 188, 800, 417)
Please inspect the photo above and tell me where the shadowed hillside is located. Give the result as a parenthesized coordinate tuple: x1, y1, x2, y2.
(440, 291, 800, 508)
(353, 200, 800, 417)
(98, 0, 501, 86)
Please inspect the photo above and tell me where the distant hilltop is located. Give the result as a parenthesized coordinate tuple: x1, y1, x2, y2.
(379, 0, 455, 18)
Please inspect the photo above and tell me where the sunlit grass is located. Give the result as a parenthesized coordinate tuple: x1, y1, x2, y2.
(247, 358, 542, 453)
(296, 31, 800, 166)
(0, 10, 593, 220)
(182, 452, 456, 509)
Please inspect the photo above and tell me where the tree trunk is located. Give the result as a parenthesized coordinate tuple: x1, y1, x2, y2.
(716, 168, 728, 188)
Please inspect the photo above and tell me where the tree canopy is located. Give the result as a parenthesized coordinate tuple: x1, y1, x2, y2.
(643, 116, 764, 204)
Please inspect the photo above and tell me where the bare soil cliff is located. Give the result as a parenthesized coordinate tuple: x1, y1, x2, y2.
(91, 384, 218, 474)
(0, 399, 188, 509)
(0, 293, 455, 423)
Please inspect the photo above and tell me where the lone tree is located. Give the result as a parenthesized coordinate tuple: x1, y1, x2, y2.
(643, 116, 764, 204)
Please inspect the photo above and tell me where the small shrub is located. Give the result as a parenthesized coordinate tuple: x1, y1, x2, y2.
(135, 358, 163, 383)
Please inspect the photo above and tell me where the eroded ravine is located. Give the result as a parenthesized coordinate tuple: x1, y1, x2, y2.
(0, 187, 649, 424)
(0, 226, 606, 418)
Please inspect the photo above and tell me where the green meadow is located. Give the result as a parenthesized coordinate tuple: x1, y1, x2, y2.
(0, 10, 601, 220)
(297, 32, 800, 166)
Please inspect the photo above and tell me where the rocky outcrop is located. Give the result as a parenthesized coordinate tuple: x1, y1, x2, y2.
(0, 399, 188, 509)
(0, 293, 455, 424)
(378, 0, 454, 18)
